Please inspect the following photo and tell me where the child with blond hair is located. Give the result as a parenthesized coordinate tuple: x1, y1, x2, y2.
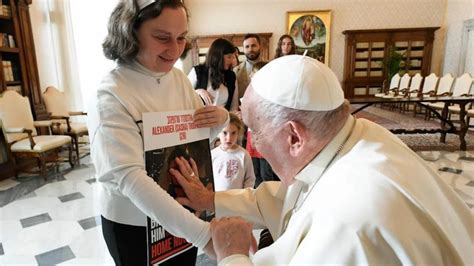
(212, 113, 255, 191)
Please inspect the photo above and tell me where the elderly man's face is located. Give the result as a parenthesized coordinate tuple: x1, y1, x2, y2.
(242, 86, 292, 184)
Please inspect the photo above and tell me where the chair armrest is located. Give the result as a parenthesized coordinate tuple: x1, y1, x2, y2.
(4, 127, 27, 133)
(50, 115, 69, 120)
(33, 120, 53, 127)
(5, 127, 36, 149)
(50, 115, 72, 132)
(69, 111, 87, 116)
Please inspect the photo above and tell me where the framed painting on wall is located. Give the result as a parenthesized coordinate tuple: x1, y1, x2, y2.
(287, 10, 331, 65)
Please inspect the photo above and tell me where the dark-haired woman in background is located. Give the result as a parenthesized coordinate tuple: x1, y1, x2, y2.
(188, 38, 239, 112)
(274, 34, 296, 59)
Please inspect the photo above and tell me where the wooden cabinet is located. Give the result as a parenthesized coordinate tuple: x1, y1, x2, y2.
(342, 27, 439, 98)
(0, 0, 46, 119)
(1, 0, 44, 179)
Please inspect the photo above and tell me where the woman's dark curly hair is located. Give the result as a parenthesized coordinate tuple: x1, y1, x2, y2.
(274, 34, 296, 59)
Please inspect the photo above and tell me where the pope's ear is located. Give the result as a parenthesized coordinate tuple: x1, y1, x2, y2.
(285, 121, 306, 157)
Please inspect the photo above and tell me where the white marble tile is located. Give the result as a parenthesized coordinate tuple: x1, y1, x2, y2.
(0, 254, 38, 265)
(48, 197, 101, 222)
(34, 179, 93, 199)
(0, 196, 61, 221)
(63, 165, 96, 182)
(417, 150, 443, 161)
(2, 221, 83, 257)
(0, 220, 23, 243)
(67, 226, 114, 264)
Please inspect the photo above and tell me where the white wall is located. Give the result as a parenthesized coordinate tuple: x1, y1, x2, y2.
(31, 0, 469, 110)
(186, 0, 447, 81)
(442, 0, 474, 76)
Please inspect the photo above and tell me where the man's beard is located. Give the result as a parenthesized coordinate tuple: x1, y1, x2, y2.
(246, 51, 260, 61)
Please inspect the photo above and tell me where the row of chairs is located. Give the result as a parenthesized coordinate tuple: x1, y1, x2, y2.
(374, 73, 474, 118)
(375, 72, 473, 100)
(0, 88, 88, 179)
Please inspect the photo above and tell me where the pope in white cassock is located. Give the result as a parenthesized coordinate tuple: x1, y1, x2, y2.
(171, 55, 474, 265)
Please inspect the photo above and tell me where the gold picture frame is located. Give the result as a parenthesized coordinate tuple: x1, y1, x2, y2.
(287, 10, 331, 65)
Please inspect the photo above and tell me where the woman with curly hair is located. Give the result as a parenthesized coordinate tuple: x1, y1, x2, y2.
(274, 34, 296, 59)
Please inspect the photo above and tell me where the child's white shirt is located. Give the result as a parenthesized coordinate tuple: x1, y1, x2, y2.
(212, 145, 256, 191)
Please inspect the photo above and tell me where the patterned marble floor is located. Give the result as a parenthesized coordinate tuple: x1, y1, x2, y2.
(0, 150, 473, 265)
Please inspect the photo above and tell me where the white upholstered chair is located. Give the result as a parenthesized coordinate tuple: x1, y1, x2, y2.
(425, 73, 455, 119)
(420, 73, 439, 96)
(398, 73, 424, 113)
(427, 73, 471, 111)
(446, 73, 474, 115)
(382, 73, 411, 99)
(413, 73, 439, 116)
(404, 73, 423, 98)
(42, 86, 88, 164)
(375, 73, 401, 97)
(0, 90, 74, 178)
(467, 109, 474, 128)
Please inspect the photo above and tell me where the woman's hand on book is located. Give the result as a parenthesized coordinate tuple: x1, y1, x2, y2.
(193, 106, 228, 128)
(170, 156, 215, 212)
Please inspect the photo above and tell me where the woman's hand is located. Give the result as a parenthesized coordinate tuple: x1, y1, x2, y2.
(195, 89, 214, 106)
(194, 106, 228, 128)
(170, 157, 215, 212)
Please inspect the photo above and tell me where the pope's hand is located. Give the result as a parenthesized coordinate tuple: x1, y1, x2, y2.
(211, 217, 254, 262)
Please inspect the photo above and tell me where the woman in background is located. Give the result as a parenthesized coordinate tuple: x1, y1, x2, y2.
(274, 34, 296, 59)
(188, 38, 239, 112)
(231, 46, 240, 69)
(87, 0, 227, 265)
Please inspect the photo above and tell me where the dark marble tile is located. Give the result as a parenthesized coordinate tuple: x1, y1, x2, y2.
(196, 253, 217, 266)
(78, 215, 101, 230)
(35, 246, 75, 265)
(0, 242, 4, 256)
(20, 213, 52, 228)
(58, 192, 84, 203)
(466, 180, 474, 187)
(438, 167, 463, 174)
(459, 156, 474, 161)
(85, 178, 96, 184)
